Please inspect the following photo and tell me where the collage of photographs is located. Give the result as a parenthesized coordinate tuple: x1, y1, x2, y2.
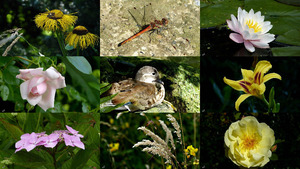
(0, 0, 299, 168)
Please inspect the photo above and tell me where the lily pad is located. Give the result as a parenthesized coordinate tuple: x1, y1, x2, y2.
(276, 29, 300, 46)
(271, 46, 300, 56)
(201, 0, 244, 28)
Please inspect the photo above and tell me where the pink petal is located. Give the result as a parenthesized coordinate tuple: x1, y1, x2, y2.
(250, 40, 270, 49)
(34, 82, 48, 95)
(28, 77, 46, 92)
(244, 40, 255, 52)
(45, 67, 60, 80)
(38, 86, 56, 111)
(26, 94, 42, 106)
(20, 81, 30, 99)
(229, 33, 244, 43)
(66, 125, 78, 135)
(16, 68, 43, 81)
(258, 33, 275, 43)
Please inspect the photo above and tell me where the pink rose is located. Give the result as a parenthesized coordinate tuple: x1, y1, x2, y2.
(16, 67, 66, 111)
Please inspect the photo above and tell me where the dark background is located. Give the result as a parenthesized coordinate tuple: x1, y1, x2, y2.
(200, 56, 300, 168)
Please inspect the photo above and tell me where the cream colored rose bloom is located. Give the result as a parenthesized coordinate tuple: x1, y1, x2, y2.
(224, 116, 275, 168)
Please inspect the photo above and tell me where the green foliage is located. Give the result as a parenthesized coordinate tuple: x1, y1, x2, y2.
(0, 112, 100, 169)
(0, 56, 99, 113)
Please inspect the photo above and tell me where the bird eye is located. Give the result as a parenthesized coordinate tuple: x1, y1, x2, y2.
(152, 72, 156, 75)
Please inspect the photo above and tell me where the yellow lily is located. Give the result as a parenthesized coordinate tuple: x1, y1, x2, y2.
(224, 60, 281, 111)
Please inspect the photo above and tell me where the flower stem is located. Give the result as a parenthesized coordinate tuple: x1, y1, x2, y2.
(55, 31, 67, 57)
(77, 47, 80, 56)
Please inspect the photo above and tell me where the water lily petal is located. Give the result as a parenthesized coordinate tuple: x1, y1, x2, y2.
(259, 33, 275, 43)
(263, 73, 282, 83)
(229, 33, 244, 43)
(235, 94, 252, 111)
(244, 40, 255, 52)
(251, 41, 270, 49)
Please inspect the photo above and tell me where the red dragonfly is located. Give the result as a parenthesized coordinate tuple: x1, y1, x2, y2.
(118, 3, 168, 47)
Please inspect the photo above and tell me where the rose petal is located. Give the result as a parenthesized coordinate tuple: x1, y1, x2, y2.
(37, 86, 56, 111)
(45, 67, 60, 80)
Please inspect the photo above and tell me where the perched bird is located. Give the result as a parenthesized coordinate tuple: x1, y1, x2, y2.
(102, 66, 165, 112)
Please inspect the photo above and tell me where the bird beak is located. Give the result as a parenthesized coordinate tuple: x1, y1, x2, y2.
(154, 79, 164, 85)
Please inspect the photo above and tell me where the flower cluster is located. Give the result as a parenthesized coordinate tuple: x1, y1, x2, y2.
(224, 60, 281, 111)
(184, 145, 198, 158)
(227, 7, 275, 52)
(15, 125, 85, 153)
(224, 116, 275, 168)
(16, 67, 66, 111)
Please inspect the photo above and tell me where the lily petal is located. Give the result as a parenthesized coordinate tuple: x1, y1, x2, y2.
(235, 94, 252, 111)
(244, 40, 255, 52)
(224, 77, 244, 91)
(263, 73, 282, 82)
(230, 33, 244, 43)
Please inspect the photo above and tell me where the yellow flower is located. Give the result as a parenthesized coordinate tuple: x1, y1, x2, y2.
(224, 60, 281, 111)
(184, 145, 198, 158)
(193, 159, 199, 165)
(224, 116, 275, 168)
(65, 25, 99, 50)
(109, 142, 119, 152)
(166, 165, 172, 169)
(34, 9, 77, 32)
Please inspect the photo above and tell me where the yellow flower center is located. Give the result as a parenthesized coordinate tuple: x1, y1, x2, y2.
(73, 26, 89, 35)
(241, 134, 260, 151)
(47, 9, 64, 19)
(246, 19, 262, 33)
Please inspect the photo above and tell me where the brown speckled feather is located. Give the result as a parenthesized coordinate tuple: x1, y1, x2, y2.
(106, 66, 165, 111)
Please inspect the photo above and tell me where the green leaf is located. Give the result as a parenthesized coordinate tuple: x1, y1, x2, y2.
(88, 82, 100, 91)
(0, 85, 9, 101)
(100, 94, 117, 105)
(276, 29, 300, 46)
(66, 56, 92, 74)
(3, 65, 20, 85)
(70, 149, 93, 169)
(61, 57, 99, 106)
(0, 119, 23, 140)
(201, 0, 244, 28)
(100, 103, 124, 113)
(65, 44, 74, 51)
(268, 87, 275, 111)
(272, 46, 300, 56)
(11, 151, 50, 168)
(100, 84, 111, 96)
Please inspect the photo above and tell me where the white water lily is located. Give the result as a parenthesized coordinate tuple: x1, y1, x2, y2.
(227, 7, 275, 52)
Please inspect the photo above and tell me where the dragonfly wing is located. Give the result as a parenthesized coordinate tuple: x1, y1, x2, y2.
(128, 7, 144, 29)
(144, 3, 156, 24)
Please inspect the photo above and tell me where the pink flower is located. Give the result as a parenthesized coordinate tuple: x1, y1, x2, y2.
(16, 67, 66, 111)
(227, 7, 275, 52)
(63, 133, 85, 150)
(66, 125, 83, 138)
(42, 133, 59, 148)
(15, 132, 44, 152)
